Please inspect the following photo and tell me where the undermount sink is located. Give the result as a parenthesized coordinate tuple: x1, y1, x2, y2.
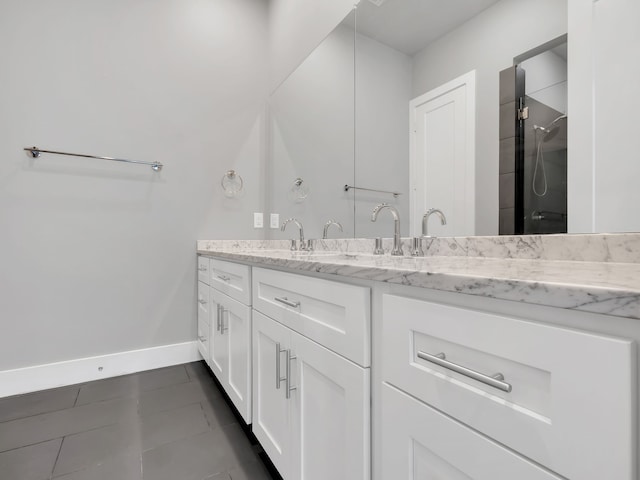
(289, 252, 374, 262)
(289, 250, 342, 256)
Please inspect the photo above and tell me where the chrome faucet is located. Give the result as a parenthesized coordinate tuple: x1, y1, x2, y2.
(322, 220, 343, 239)
(281, 218, 306, 250)
(422, 208, 447, 237)
(371, 203, 403, 256)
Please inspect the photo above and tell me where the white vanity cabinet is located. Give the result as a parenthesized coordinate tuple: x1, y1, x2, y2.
(381, 383, 564, 480)
(253, 311, 370, 480)
(378, 291, 637, 480)
(197, 280, 210, 360)
(197, 257, 211, 360)
(251, 268, 371, 480)
(198, 256, 253, 424)
(209, 288, 252, 423)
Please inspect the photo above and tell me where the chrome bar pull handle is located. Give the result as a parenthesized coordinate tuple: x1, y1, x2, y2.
(286, 350, 297, 399)
(219, 307, 228, 334)
(274, 297, 300, 308)
(417, 351, 512, 393)
(216, 304, 222, 332)
(217, 274, 231, 282)
(276, 343, 287, 390)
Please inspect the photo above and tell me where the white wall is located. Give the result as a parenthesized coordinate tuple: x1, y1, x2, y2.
(0, 0, 268, 371)
(521, 50, 568, 115)
(592, 0, 640, 233)
(268, 24, 355, 240)
(566, 0, 594, 233)
(355, 33, 412, 237)
(412, 0, 567, 235)
(567, 0, 640, 234)
(268, 0, 355, 92)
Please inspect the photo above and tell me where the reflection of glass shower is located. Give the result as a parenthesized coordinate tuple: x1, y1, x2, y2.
(500, 39, 568, 235)
(522, 102, 568, 234)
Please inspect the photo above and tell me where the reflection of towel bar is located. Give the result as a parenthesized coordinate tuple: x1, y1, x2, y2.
(531, 210, 567, 221)
(344, 184, 401, 198)
(24, 147, 163, 172)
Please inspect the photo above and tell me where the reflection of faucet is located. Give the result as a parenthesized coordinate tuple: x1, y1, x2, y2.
(322, 220, 343, 239)
(371, 203, 403, 256)
(422, 208, 447, 237)
(281, 218, 306, 250)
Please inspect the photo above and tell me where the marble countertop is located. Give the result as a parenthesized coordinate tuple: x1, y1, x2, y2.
(197, 238, 640, 321)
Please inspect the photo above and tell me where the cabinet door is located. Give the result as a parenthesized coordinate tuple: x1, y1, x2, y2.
(290, 332, 370, 480)
(252, 311, 292, 479)
(197, 281, 210, 361)
(219, 293, 252, 423)
(381, 383, 563, 480)
(209, 290, 227, 382)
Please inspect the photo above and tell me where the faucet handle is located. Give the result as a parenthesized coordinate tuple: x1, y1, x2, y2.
(302, 239, 315, 252)
(373, 237, 384, 255)
(289, 239, 297, 251)
(410, 237, 424, 257)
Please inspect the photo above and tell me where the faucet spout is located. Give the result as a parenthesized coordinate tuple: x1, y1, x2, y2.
(422, 208, 447, 237)
(371, 203, 403, 256)
(281, 218, 305, 249)
(322, 220, 343, 239)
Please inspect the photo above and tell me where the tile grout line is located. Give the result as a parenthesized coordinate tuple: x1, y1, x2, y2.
(73, 386, 81, 407)
(0, 436, 66, 456)
(49, 436, 65, 480)
(0, 387, 83, 426)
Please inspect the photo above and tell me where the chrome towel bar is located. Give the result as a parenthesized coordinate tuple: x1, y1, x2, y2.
(344, 184, 400, 198)
(24, 146, 163, 172)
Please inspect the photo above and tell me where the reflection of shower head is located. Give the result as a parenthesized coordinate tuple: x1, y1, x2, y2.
(534, 114, 567, 135)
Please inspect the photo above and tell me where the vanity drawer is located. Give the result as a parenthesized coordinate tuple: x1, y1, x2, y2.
(381, 383, 563, 480)
(197, 314, 210, 361)
(197, 281, 210, 326)
(197, 256, 210, 285)
(210, 258, 251, 305)
(381, 294, 636, 480)
(197, 281, 210, 360)
(252, 268, 370, 366)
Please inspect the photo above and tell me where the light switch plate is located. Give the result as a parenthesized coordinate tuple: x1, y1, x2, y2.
(253, 212, 263, 228)
(270, 213, 280, 229)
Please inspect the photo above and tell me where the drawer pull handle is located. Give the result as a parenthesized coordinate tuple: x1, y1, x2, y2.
(276, 343, 287, 390)
(274, 297, 300, 308)
(286, 349, 297, 399)
(217, 275, 231, 282)
(198, 298, 207, 305)
(198, 266, 207, 272)
(417, 351, 512, 393)
(216, 304, 222, 332)
(198, 335, 207, 343)
(220, 307, 228, 334)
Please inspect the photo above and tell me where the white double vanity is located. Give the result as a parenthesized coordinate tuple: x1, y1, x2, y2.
(196, 235, 640, 480)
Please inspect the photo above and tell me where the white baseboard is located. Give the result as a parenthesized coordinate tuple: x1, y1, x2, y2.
(0, 341, 200, 398)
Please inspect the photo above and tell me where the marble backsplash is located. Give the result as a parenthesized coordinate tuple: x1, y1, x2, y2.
(197, 233, 640, 263)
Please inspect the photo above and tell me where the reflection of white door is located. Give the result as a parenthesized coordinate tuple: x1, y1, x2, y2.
(410, 71, 475, 237)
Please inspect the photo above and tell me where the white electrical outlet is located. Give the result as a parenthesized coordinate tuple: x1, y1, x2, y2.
(253, 212, 263, 228)
(270, 213, 280, 229)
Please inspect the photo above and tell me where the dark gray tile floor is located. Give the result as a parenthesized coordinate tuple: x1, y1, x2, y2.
(0, 362, 275, 480)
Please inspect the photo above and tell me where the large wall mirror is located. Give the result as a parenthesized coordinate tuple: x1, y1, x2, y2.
(267, 0, 638, 240)
(267, 9, 355, 240)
